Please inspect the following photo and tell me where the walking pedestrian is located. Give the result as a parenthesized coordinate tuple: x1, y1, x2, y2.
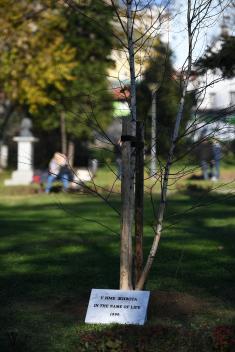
(211, 139, 222, 181)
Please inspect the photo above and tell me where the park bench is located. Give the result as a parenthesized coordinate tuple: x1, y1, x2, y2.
(32, 167, 95, 192)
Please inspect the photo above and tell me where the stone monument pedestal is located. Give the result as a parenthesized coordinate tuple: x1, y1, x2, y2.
(5, 136, 38, 186)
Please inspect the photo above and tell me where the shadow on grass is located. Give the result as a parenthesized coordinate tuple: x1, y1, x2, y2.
(145, 194, 235, 289)
(0, 192, 234, 351)
(0, 197, 121, 351)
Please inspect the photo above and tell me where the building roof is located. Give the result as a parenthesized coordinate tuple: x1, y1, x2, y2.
(112, 87, 130, 101)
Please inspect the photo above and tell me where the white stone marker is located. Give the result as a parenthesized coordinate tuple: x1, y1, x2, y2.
(5, 118, 38, 186)
(85, 289, 150, 325)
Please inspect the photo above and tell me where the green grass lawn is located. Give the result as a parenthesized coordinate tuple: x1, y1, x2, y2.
(0, 167, 234, 351)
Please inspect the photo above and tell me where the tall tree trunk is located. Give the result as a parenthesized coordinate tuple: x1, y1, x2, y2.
(0, 103, 15, 169)
(60, 111, 67, 155)
(119, 0, 137, 290)
(150, 90, 157, 177)
(135, 121, 144, 286)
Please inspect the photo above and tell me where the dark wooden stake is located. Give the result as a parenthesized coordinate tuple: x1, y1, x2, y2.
(135, 121, 144, 286)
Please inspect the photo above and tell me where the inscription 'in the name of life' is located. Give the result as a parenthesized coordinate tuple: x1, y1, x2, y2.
(93, 295, 141, 315)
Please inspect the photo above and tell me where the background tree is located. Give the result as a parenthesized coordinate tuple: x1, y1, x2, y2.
(0, 0, 76, 113)
(196, 34, 235, 78)
(57, 0, 114, 159)
(0, 0, 76, 162)
(0, 0, 114, 163)
(136, 38, 194, 158)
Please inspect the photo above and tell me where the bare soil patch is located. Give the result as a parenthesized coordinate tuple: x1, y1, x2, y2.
(149, 290, 209, 322)
(220, 170, 235, 181)
(52, 290, 210, 323)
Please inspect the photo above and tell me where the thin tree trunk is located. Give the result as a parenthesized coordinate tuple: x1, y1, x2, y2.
(136, 89, 189, 290)
(60, 111, 67, 155)
(135, 121, 144, 286)
(0, 103, 15, 169)
(127, 0, 137, 283)
(0, 103, 15, 142)
(119, 0, 137, 290)
(150, 91, 157, 177)
(127, 0, 137, 124)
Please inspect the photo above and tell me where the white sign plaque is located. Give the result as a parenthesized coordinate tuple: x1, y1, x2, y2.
(85, 289, 150, 325)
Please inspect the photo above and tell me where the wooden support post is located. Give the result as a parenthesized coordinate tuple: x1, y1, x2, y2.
(120, 117, 135, 290)
(135, 121, 144, 286)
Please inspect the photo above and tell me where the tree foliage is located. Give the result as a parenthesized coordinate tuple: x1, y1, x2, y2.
(196, 35, 235, 78)
(60, 0, 115, 139)
(0, 0, 77, 113)
(0, 0, 114, 140)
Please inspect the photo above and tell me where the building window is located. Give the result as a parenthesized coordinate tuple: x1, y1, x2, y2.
(229, 91, 235, 106)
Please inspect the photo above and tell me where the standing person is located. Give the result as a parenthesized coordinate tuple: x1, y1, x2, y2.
(114, 139, 122, 179)
(211, 140, 222, 181)
(45, 152, 69, 193)
(198, 139, 213, 180)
